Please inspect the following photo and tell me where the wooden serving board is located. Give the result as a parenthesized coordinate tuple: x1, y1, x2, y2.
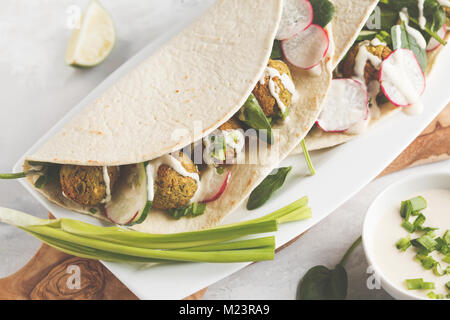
(0, 105, 448, 300)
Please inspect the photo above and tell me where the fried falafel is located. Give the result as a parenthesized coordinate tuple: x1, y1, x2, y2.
(152, 152, 199, 210)
(60, 165, 120, 206)
(340, 43, 392, 84)
(252, 59, 294, 118)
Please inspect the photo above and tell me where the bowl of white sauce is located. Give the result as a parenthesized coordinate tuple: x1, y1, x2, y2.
(362, 170, 450, 300)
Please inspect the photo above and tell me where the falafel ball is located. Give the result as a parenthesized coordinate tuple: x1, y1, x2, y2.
(60, 165, 120, 206)
(252, 59, 293, 118)
(152, 152, 199, 210)
(219, 117, 242, 131)
(340, 43, 392, 84)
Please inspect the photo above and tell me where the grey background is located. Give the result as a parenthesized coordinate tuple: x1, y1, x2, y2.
(0, 0, 448, 300)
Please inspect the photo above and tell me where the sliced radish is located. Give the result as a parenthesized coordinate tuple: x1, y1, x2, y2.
(104, 164, 150, 226)
(281, 24, 329, 70)
(276, 0, 313, 40)
(200, 170, 231, 203)
(380, 49, 425, 107)
(426, 25, 446, 52)
(317, 79, 369, 132)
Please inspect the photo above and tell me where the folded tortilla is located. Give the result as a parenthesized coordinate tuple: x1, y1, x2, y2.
(24, 0, 339, 233)
(292, 0, 449, 152)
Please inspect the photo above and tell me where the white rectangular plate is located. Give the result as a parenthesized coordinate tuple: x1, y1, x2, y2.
(13, 11, 449, 300)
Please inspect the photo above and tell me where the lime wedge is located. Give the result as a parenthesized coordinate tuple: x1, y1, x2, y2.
(65, 0, 115, 68)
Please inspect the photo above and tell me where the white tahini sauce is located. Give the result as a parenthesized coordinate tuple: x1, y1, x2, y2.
(437, 0, 450, 7)
(418, 0, 427, 29)
(260, 66, 296, 115)
(381, 49, 424, 115)
(223, 130, 245, 153)
(399, 9, 427, 49)
(371, 189, 450, 299)
(354, 43, 382, 80)
(101, 166, 112, 204)
(347, 41, 383, 134)
(145, 154, 200, 202)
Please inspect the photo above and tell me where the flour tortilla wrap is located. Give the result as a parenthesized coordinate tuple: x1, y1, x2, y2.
(291, 1, 449, 152)
(23, 0, 335, 233)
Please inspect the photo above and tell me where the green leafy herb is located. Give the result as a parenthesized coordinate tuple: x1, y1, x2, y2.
(247, 167, 292, 210)
(89, 208, 98, 214)
(309, 0, 335, 27)
(216, 167, 225, 175)
(378, 0, 447, 45)
(356, 30, 378, 41)
(376, 30, 393, 47)
(297, 236, 362, 300)
(167, 202, 207, 220)
(270, 40, 283, 60)
(382, 0, 446, 33)
(238, 94, 273, 144)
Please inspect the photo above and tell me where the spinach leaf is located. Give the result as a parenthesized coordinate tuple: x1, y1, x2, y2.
(297, 265, 348, 300)
(297, 236, 362, 300)
(382, 0, 446, 32)
(368, 4, 399, 31)
(238, 94, 273, 144)
(391, 23, 427, 71)
(309, 0, 335, 27)
(167, 202, 206, 220)
(247, 167, 292, 210)
(270, 40, 283, 60)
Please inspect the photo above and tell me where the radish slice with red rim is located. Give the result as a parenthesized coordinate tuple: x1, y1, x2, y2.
(200, 170, 231, 203)
(426, 25, 446, 52)
(379, 49, 425, 107)
(276, 0, 313, 40)
(316, 79, 369, 132)
(281, 24, 329, 70)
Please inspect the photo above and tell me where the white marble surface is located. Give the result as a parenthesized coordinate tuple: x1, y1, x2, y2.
(0, 1, 448, 300)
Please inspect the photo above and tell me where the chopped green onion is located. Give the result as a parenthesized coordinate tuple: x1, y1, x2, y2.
(401, 220, 415, 233)
(395, 236, 411, 252)
(406, 278, 435, 290)
(400, 200, 412, 220)
(415, 254, 438, 270)
(412, 213, 426, 230)
(167, 202, 207, 220)
(0, 196, 312, 264)
(0, 170, 42, 179)
(443, 230, 450, 245)
(408, 196, 427, 212)
(411, 235, 437, 253)
(443, 254, 450, 263)
(427, 292, 444, 299)
(436, 237, 450, 255)
(300, 139, 315, 176)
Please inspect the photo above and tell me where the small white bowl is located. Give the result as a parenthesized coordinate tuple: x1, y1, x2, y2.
(362, 170, 450, 300)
